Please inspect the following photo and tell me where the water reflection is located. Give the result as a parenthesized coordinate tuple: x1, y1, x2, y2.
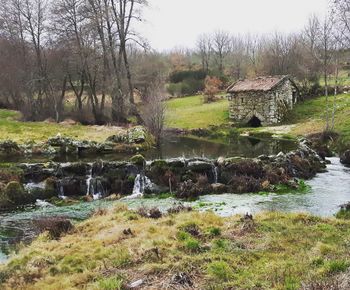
(0, 135, 297, 163)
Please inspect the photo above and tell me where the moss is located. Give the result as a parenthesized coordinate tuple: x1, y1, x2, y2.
(129, 154, 145, 166)
(1, 181, 34, 206)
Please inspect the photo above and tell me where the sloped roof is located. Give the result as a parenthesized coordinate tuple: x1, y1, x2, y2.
(227, 75, 292, 93)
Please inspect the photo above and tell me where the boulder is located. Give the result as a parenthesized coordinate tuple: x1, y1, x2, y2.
(187, 160, 213, 171)
(1, 181, 35, 206)
(0, 140, 22, 155)
(210, 183, 227, 194)
(127, 126, 148, 144)
(130, 154, 146, 167)
(340, 150, 350, 165)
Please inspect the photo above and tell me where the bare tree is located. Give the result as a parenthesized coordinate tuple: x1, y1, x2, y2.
(212, 30, 231, 75)
(141, 81, 166, 146)
(196, 33, 212, 73)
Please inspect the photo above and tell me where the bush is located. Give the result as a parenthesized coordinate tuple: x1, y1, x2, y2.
(167, 79, 205, 96)
(34, 217, 74, 239)
(207, 261, 232, 281)
(169, 70, 207, 83)
(96, 276, 124, 290)
(184, 237, 201, 252)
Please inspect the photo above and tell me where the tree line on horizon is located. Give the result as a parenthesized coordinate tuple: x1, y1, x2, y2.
(0, 0, 349, 131)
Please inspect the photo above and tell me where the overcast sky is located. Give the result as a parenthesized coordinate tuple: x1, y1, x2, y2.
(137, 0, 329, 51)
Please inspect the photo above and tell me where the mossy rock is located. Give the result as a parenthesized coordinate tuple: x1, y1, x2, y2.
(150, 160, 168, 169)
(130, 154, 146, 166)
(1, 181, 34, 206)
(31, 177, 58, 200)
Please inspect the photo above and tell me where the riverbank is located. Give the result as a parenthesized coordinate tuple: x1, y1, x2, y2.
(165, 93, 350, 150)
(1, 206, 349, 290)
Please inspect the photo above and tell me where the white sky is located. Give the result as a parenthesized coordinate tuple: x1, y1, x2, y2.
(138, 0, 329, 51)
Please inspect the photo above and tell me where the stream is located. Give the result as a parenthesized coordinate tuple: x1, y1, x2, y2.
(0, 135, 349, 264)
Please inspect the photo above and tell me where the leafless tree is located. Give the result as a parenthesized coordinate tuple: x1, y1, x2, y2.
(196, 33, 212, 73)
(141, 81, 166, 146)
(212, 30, 231, 75)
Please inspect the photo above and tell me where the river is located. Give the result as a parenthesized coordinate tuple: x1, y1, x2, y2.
(0, 136, 349, 264)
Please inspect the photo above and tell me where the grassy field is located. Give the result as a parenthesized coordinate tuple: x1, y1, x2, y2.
(1, 206, 349, 289)
(0, 110, 120, 143)
(286, 94, 350, 145)
(165, 93, 350, 146)
(165, 95, 229, 129)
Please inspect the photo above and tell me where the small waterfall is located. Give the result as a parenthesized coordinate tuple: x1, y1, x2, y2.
(24, 182, 46, 192)
(212, 165, 219, 184)
(126, 174, 153, 199)
(86, 167, 93, 196)
(58, 181, 67, 200)
(86, 164, 104, 200)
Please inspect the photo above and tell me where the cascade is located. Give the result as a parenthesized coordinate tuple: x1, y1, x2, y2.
(126, 174, 153, 199)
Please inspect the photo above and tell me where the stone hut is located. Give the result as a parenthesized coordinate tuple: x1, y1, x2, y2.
(227, 75, 299, 126)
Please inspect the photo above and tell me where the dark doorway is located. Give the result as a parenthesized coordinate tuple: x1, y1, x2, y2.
(247, 115, 262, 128)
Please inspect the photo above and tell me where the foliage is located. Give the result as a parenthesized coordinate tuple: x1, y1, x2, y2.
(203, 76, 223, 103)
(169, 70, 207, 83)
(167, 79, 205, 96)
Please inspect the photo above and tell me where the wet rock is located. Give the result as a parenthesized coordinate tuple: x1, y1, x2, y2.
(187, 159, 213, 171)
(340, 150, 350, 165)
(210, 183, 227, 194)
(130, 154, 146, 167)
(20, 163, 55, 182)
(166, 158, 186, 168)
(61, 162, 90, 176)
(0, 181, 34, 208)
(105, 132, 127, 143)
(127, 126, 148, 144)
(0, 140, 22, 155)
(340, 202, 350, 211)
(59, 177, 87, 196)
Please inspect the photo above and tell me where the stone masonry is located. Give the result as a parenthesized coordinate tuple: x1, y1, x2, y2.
(227, 76, 299, 126)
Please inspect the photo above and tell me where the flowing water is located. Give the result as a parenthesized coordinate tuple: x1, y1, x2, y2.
(0, 134, 348, 264)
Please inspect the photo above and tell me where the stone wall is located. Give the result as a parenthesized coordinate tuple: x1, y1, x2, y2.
(229, 79, 297, 125)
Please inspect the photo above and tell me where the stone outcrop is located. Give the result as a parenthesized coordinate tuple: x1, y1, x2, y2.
(340, 150, 350, 166)
(0, 126, 154, 157)
(0, 141, 327, 210)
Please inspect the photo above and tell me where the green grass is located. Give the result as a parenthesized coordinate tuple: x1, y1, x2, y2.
(319, 70, 350, 87)
(0, 109, 120, 143)
(1, 206, 350, 289)
(285, 93, 350, 145)
(165, 95, 229, 129)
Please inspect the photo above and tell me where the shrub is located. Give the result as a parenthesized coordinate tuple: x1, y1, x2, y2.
(169, 70, 207, 83)
(207, 261, 232, 281)
(96, 276, 124, 290)
(180, 222, 201, 236)
(207, 227, 221, 237)
(184, 237, 201, 252)
(324, 260, 349, 275)
(34, 217, 74, 239)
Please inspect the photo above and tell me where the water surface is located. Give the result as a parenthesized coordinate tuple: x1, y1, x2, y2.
(1, 157, 349, 264)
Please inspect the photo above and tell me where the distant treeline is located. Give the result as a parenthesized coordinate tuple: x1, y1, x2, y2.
(0, 0, 349, 124)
